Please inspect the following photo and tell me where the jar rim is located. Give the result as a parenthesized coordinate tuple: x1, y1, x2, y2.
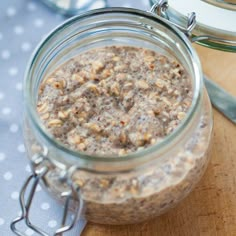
(24, 7, 203, 163)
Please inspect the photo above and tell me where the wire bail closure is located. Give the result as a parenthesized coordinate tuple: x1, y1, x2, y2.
(10, 153, 84, 236)
(150, 0, 197, 40)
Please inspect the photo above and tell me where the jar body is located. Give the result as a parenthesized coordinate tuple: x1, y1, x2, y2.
(23, 9, 213, 225)
(24, 88, 212, 224)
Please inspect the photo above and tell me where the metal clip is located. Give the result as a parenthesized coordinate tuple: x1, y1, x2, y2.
(11, 154, 84, 236)
(150, 0, 169, 17)
(54, 172, 84, 236)
(10, 154, 49, 236)
(150, 0, 197, 39)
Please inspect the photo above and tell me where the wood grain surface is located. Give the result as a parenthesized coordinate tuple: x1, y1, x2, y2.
(82, 45, 236, 236)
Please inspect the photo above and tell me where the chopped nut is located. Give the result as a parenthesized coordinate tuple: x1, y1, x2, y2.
(85, 123, 101, 133)
(39, 84, 45, 95)
(48, 119, 63, 127)
(53, 80, 66, 90)
(112, 56, 120, 62)
(166, 126, 173, 134)
(99, 80, 107, 88)
(161, 97, 172, 106)
(147, 110, 155, 117)
(114, 65, 127, 72)
(136, 80, 149, 89)
(174, 90, 180, 96)
(75, 179, 85, 187)
(130, 179, 139, 194)
(119, 131, 127, 144)
(58, 110, 69, 119)
(78, 143, 86, 151)
(41, 112, 50, 120)
(118, 149, 126, 156)
(155, 79, 165, 88)
(172, 68, 181, 78)
(149, 64, 155, 70)
(177, 112, 186, 120)
(37, 102, 48, 113)
(116, 73, 127, 80)
(79, 111, 88, 119)
(153, 108, 161, 116)
(92, 61, 105, 73)
(183, 99, 191, 107)
(71, 74, 85, 84)
(101, 69, 112, 78)
(86, 83, 99, 95)
(68, 134, 82, 145)
(167, 88, 174, 94)
(143, 133, 152, 142)
(151, 138, 156, 144)
(45, 77, 55, 85)
(99, 179, 110, 188)
(144, 55, 155, 62)
(110, 82, 120, 96)
(123, 82, 133, 90)
(162, 111, 169, 118)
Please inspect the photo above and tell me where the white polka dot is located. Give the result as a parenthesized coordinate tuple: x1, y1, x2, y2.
(0, 218, 5, 226)
(25, 228, 34, 236)
(3, 171, 13, 181)
(34, 19, 44, 28)
(8, 67, 19, 76)
(0, 92, 4, 100)
(27, 2, 37, 11)
(36, 185, 42, 192)
(21, 42, 32, 52)
(16, 82, 23, 91)
(0, 33, 2, 40)
(6, 7, 16, 17)
(75, 0, 90, 8)
(41, 202, 50, 210)
(14, 25, 24, 35)
(17, 144, 25, 153)
(25, 164, 31, 173)
(48, 220, 57, 228)
(2, 107, 11, 115)
(11, 191, 19, 200)
(89, 0, 106, 10)
(10, 123, 19, 133)
(1, 50, 10, 60)
(141, 0, 150, 7)
(0, 153, 6, 161)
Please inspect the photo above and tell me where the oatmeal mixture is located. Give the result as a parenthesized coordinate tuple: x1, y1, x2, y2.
(37, 46, 192, 155)
(27, 45, 212, 225)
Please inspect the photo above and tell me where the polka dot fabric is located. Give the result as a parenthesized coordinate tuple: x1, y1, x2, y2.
(0, 0, 149, 235)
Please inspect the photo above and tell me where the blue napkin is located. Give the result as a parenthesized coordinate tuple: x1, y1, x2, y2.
(0, 0, 149, 235)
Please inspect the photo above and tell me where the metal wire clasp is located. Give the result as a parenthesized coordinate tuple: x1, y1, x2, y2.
(150, 0, 197, 39)
(10, 154, 84, 236)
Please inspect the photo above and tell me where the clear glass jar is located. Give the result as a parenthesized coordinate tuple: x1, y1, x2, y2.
(41, 0, 108, 16)
(23, 8, 213, 226)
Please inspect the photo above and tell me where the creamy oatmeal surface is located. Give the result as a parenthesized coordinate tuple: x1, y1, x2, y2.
(37, 46, 192, 155)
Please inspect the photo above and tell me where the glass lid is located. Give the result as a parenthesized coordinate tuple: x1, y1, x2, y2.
(150, 0, 236, 52)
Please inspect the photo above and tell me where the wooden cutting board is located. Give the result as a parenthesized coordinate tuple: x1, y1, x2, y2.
(82, 45, 236, 236)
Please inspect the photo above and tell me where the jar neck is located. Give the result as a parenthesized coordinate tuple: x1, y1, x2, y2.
(24, 8, 203, 172)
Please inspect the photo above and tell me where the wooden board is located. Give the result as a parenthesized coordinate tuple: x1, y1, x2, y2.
(82, 45, 236, 236)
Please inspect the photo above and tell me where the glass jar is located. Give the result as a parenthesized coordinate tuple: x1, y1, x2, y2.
(13, 7, 213, 234)
(41, 0, 108, 16)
